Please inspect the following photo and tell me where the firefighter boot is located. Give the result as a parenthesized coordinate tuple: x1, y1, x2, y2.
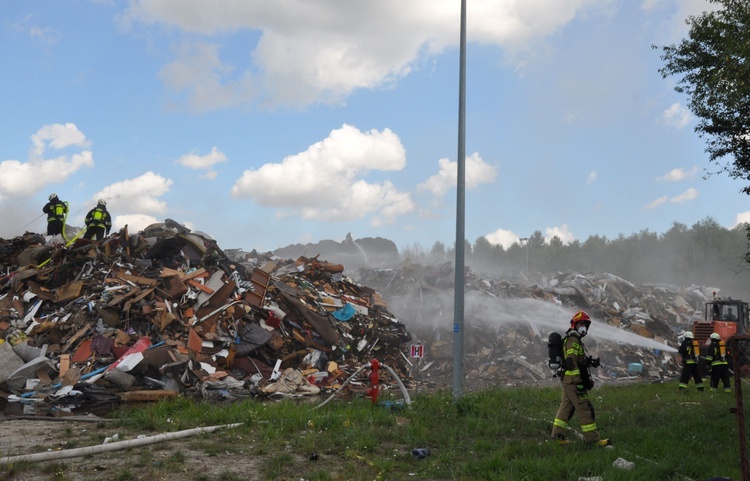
(597, 439, 612, 447)
(553, 434, 571, 445)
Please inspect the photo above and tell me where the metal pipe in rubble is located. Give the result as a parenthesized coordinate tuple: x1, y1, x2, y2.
(0, 423, 243, 465)
(314, 363, 411, 410)
(314, 364, 367, 410)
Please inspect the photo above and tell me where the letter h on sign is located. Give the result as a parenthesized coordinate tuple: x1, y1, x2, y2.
(410, 344, 424, 358)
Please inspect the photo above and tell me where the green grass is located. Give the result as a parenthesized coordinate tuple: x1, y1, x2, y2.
(108, 382, 746, 480)
(6, 382, 744, 480)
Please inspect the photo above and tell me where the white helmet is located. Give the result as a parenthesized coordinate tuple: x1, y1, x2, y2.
(98, 199, 107, 206)
(684, 331, 694, 339)
(710, 333, 721, 341)
(49, 193, 57, 200)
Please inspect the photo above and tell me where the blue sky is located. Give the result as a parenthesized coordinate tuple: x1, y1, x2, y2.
(2, 0, 746, 253)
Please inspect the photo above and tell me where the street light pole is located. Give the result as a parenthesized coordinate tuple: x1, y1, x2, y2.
(452, 0, 467, 401)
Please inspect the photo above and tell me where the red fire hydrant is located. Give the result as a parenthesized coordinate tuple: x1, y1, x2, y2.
(367, 358, 380, 405)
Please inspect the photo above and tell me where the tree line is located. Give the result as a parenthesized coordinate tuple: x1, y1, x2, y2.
(401, 217, 750, 296)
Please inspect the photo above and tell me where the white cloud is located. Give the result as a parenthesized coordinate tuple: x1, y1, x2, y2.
(113, 214, 161, 233)
(231, 124, 413, 223)
(122, 0, 612, 110)
(10, 16, 60, 46)
(0, 124, 94, 200)
(176, 146, 227, 170)
(93, 171, 173, 215)
(418, 152, 497, 197)
(644, 196, 668, 210)
(657, 166, 698, 182)
(545, 225, 575, 244)
(670, 187, 698, 203)
(30, 123, 91, 158)
(176, 146, 226, 180)
(485, 228, 520, 249)
(662, 102, 692, 128)
(735, 211, 750, 227)
(587, 171, 597, 184)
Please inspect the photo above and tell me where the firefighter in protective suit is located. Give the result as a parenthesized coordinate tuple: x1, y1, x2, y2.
(42, 193, 67, 236)
(706, 333, 731, 393)
(551, 311, 611, 446)
(83, 199, 112, 240)
(677, 331, 704, 391)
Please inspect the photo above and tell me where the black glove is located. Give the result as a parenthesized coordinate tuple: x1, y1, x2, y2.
(589, 357, 601, 368)
(575, 383, 586, 396)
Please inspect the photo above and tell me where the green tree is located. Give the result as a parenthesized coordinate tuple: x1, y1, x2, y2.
(429, 241, 447, 262)
(656, 0, 750, 191)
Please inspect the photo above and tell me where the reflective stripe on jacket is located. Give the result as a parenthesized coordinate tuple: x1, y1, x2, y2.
(562, 332, 585, 383)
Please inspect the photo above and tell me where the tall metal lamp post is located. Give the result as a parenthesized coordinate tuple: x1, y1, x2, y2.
(452, 0, 467, 401)
(519, 237, 529, 271)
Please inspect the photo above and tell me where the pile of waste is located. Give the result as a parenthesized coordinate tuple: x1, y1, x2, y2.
(355, 262, 713, 390)
(0, 221, 413, 417)
(0, 220, 722, 417)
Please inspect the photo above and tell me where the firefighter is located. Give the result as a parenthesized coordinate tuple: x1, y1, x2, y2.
(83, 199, 112, 240)
(677, 331, 704, 391)
(706, 333, 731, 393)
(42, 193, 67, 237)
(550, 310, 611, 446)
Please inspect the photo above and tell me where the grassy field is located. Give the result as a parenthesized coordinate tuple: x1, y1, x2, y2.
(2, 380, 744, 481)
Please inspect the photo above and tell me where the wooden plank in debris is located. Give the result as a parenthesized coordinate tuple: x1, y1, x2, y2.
(71, 339, 93, 362)
(160, 267, 183, 278)
(115, 270, 158, 287)
(188, 328, 203, 353)
(59, 354, 70, 378)
(55, 280, 84, 303)
(26, 281, 56, 301)
(245, 268, 271, 310)
(62, 326, 92, 353)
(130, 287, 155, 304)
(163, 276, 189, 298)
(187, 279, 214, 293)
(119, 390, 179, 402)
(13, 268, 41, 282)
(107, 287, 140, 307)
(183, 268, 207, 281)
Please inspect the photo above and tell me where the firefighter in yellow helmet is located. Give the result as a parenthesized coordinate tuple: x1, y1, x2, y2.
(705, 333, 731, 393)
(83, 199, 112, 240)
(551, 310, 611, 446)
(677, 331, 704, 391)
(42, 193, 67, 236)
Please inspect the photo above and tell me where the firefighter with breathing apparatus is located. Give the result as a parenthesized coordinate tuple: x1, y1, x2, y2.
(42, 193, 67, 237)
(83, 199, 112, 241)
(550, 310, 611, 446)
(706, 332, 731, 393)
(677, 331, 704, 391)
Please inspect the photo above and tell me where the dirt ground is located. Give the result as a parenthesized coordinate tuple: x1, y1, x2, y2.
(0, 417, 275, 481)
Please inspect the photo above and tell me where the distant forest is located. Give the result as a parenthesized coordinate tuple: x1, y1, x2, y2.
(398, 217, 750, 298)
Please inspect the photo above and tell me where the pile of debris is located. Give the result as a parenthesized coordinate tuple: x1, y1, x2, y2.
(0, 221, 719, 417)
(0, 222, 413, 417)
(355, 263, 712, 390)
